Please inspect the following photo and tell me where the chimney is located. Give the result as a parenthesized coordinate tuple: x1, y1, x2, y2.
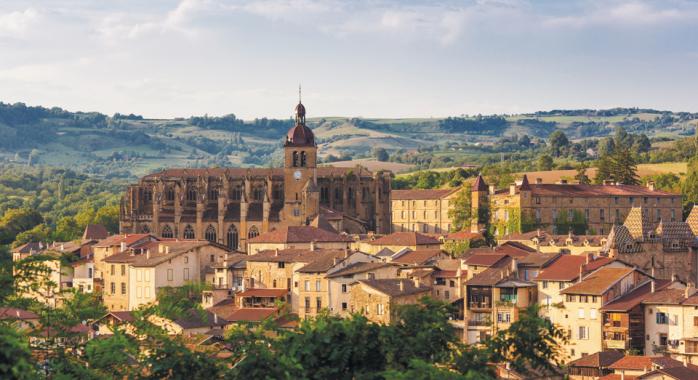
(333, 257, 339, 266)
(213, 313, 218, 325)
(672, 273, 677, 282)
(586, 253, 593, 264)
(648, 181, 656, 191)
(511, 258, 518, 273)
(685, 282, 694, 298)
(344, 248, 349, 258)
(488, 185, 495, 195)
(146, 249, 150, 260)
(651, 279, 656, 293)
(559, 179, 568, 184)
(578, 265, 584, 283)
(536, 178, 543, 184)
(274, 248, 279, 257)
(509, 185, 516, 195)
(16, 310, 20, 318)
(310, 240, 316, 251)
(399, 280, 404, 292)
(536, 228, 541, 237)
(120, 242, 126, 252)
(413, 277, 420, 288)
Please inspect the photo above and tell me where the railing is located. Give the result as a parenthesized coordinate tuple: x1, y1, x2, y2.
(469, 302, 491, 310)
(495, 300, 515, 307)
(604, 339, 629, 350)
(468, 320, 491, 327)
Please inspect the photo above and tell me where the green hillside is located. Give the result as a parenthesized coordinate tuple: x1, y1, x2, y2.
(1, 102, 696, 178)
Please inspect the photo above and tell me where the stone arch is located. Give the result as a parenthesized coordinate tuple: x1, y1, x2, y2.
(248, 226, 259, 239)
(205, 225, 217, 242)
(161, 225, 174, 238)
(183, 225, 195, 239)
(140, 224, 150, 233)
(227, 225, 239, 251)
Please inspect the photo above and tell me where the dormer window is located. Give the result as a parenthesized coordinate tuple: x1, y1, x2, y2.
(671, 241, 680, 249)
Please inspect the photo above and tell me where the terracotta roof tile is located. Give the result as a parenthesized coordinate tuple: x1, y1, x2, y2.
(601, 280, 671, 311)
(248, 226, 352, 244)
(224, 308, 278, 323)
(297, 250, 351, 273)
(368, 232, 440, 246)
(391, 249, 446, 265)
(464, 253, 510, 267)
(83, 224, 109, 240)
(639, 366, 698, 380)
(534, 255, 611, 282)
(529, 183, 678, 197)
(0, 307, 39, 320)
(609, 355, 684, 371)
(247, 248, 342, 263)
(568, 351, 625, 368)
(561, 267, 635, 295)
(444, 231, 484, 241)
(357, 278, 431, 297)
(473, 175, 488, 191)
(327, 262, 394, 278)
(237, 288, 288, 298)
(686, 205, 698, 236)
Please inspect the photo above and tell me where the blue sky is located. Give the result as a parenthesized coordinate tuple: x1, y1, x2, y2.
(0, 0, 697, 119)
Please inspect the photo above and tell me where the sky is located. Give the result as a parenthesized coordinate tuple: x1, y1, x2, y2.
(0, 0, 697, 120)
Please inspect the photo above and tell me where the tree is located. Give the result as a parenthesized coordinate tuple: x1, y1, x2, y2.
(548, 131, 569, 157)
(574, 163, 591, 184)
(594, 154, 614, 184)
(12, 224, 51, 247)
(597, 137, 615, 157)
(612, 146, 640, 185)
(373, 147, 390, 162)
(536, 155, 554, 171)
(85, 329, 138, 376)
(0, 208, 43, 245)
(53, 217, 81, 242)
(489, 305, 567, 374)
(632, 134, 651, 154)
(74, 206, 96, 229)
(384, 359, 469, 380)
(447, 187, 471, 232)
(684, 157, 698, 207)
(0, 324, 36, 380)
(614, 126, 632, 149)
(93, 205, 120, 233)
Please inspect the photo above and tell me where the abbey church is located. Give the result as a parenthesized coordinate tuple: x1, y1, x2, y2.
(119, 100, 392, 252)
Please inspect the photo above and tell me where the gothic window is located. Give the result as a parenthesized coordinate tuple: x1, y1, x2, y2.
(187, 188, 197, 201)
(232, 186, 242, 201)
(320, 187, 330, 203)
(273, 185, 283, 200)
(248, 226, 259, 239)
(334, 188, 341, 201)
(161, 225, 173, 238)
(166, 188, 175, 201)
(362, 187, 367, 201)
(227, 225, 239, 250)
(253, 187, 264, 202)
(205, 225, 217, 242)
(293, 151, 299, 167)
(140, 224, 150, 233)
(300, 151, 307, 167)
(348, 188, 354, 202)
(209, 189, 218, 201)
(183, 225, 195, 239)
(143, 190, 152, 202)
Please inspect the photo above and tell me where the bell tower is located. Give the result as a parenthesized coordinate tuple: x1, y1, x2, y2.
(283, 87, 318, 224)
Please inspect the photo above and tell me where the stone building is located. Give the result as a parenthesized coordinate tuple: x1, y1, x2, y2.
(119, 100, 391, 252)
(391, 188, 463, 234)
(349, 278, 431, 324)
(471, 174, 682, 237)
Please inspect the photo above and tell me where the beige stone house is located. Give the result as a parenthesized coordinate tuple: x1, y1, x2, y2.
(327, 262, 399, 317)
(356, 231, 441, 255)
(246, 225, 353, 254)
(391, 188, 462, 234)
(349, 278, 431, 324)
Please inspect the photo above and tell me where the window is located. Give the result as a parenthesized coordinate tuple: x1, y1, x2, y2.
(300, 151, 307, 167)
(580, 295, 588, 303)
(535, 196, 541, 205)
(88, 268, 93, 279)
(578, 326, 588, 340)
(187, 187, 197, 201)
(578, 308, 585, 319)
(166, 188, 175, 201)
(542, 281, 548, 289)
(566, 295, 576, 302)
(535, 209, 541, 223)
(342, 302, 348, 311)
(671, 209, 676, 222)
(161, 225, 173, 238)
(315, 280, 321, 291)
(600, 209, 605, 221)
(110, 282, 115, 294)
(615, 209, 620, 223)
(183, 225, 195, 239)
(377, 303, 384, 315)
(341, 284, 347, 293)
(497, 312, 511, 323)
(304, 297, 310, 310)
(656, 312, 669, 324)
(205, 225, 217, 242)
(292, 151, 299, 167)
(121, 282, 126, 294)
(590, 309, 597, 320)
(227, 225, 239, 250)
(316, 297, 321, 310)
(592, 296, 597, 303)
(304, 280, 310, 291)
(184, 268, 189, 280)
(445, 290, 450, 299)
(559, 282, 565, 290)
(210, 254, 215, 263)
(111, 265, 115, 276)
(278, 262, 285, 269)
(614, 197, 619, 204)
(167, 269, 173, 281)
(449, 280, 455, 287)
(184, 256, 188, 264)
(248, 226, 259, 239)
(121, 265, 125, 276)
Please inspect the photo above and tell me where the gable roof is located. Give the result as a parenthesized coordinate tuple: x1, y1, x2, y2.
(534, 255, 612, 282)
(639, 366, 698, 380)
(602, 280, 671, 312)
(473, 174, 488, 191)
(104, 240, 217, 266)
(444, 231, 484, 241)
(391, 249, 445, 265)
(0, 307, 39, 320)
(327, 262, 394, 278)
(11, 242, 43, 254)
(686, 205, 698, 236)
(357, 278, 431, 297)
(464, 253, 510, 267)
(560, 267, 635, 295)
(567, 351, 625, 368)
(83, 224, 109, 240)
(296, 250, 350, 273)
(465, 256, 516, 286)
(247, 248, 339, 263)
(224, 308, 278, 323)
(528, 183, 677, 197)
(247, 226, 352, 244)
(608, 355, 684, 371)
(94, 234, 153, 248)
(368, 232, 440, 246)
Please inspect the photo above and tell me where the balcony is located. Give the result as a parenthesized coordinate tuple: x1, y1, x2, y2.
(467, 319, 491, 327)
(469, 302, 492, 311)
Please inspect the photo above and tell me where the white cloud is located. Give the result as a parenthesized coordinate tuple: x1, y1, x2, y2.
(0, 8, 40, 37)
(543, 1, 695, 28)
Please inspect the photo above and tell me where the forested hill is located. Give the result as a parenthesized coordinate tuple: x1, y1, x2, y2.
(0, 102, 696, 179)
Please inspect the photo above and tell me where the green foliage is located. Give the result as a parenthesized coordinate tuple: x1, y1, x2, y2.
(448, 187, 471, 232)
(155, 282, 210, 320)
(548, 131, 569, 157)
(443, 240, 472, 258)
(574, 162, 591, 184)
(393, 168, 478, 190)
(553, 209, 588, 235)
(373, 147, 390, 162)
(12, 224, 51, 247)
(0, 208, 43, 245)
(384, 359, 469, 380)
(684, 157, 698, 206)
(0, 323, 36, 380)
(537, 154, 554, 171)
(85, 329, 138, 375)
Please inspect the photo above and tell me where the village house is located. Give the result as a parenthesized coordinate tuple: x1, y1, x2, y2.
(349, 278, 431, 324)
(606, 355, 691, 379)
(0, 307, 40, 331)
(246, 225, 353, 254)
(559, 265, 652, 361)
(390, 188, 464, 234)
(500, 230, 607, 255)
(354, 231, 441, 255)
(326, 261, 399, 317)
(567, 350, 624, 380)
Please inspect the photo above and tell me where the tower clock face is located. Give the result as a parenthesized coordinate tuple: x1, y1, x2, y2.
(294, 170, 302, 181)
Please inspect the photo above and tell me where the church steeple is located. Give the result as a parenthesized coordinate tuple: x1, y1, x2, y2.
(295, 84, 306, 125)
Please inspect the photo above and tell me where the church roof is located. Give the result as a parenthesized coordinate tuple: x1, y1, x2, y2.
(473, 175, 488, 192)
(247, 226, 352, 244)
(285, 124, 315, 147)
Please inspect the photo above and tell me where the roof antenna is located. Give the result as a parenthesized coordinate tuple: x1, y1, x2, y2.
(298, 84, 302, 103)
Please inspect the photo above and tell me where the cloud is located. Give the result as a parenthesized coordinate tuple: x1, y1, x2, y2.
(0, 8, 40, 37)
(543, 1, 695, 28)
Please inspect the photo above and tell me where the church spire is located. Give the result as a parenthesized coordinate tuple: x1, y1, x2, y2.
(295, 85, 306, 125)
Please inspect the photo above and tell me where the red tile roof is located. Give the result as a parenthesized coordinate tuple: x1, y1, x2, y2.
(601, 280, 671, 312)
(368, 232, 440, 246)
(639, 366, 698, 380)
(0, 307, 39, 320)
(237, 288, 288, 298)
(391, 249, 446, 265)
(561, 267, 635, 295)
(247, 226, 352, 244)
(357, 278, 431, 297)
(83, 224, 109, 240)
(94, 234, 153, 248)
(473, 175, 488, 191)
(568, 351, 625, 368)
(599, 375, 637, 380)
(444, 231, 484, 241)
(224, 308, 278, 323)
(464, 253, 510, 267)
(609, 355, 683, 371)
(534, 255, 611, 282)
(391, 189, 457, 200)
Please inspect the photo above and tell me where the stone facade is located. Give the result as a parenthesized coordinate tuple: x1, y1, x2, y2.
(471, 174, 683, 238)
(349, 278, 430, 324)
(119, 101, 391, 252)
(391, 188, 462, 234)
